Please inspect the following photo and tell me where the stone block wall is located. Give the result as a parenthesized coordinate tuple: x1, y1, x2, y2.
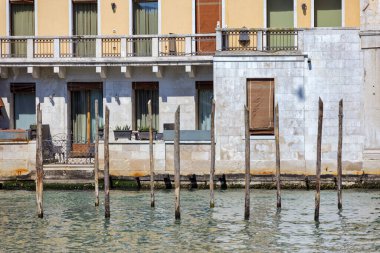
(0, 142, 35, 177)
(214, 28, 365, 175)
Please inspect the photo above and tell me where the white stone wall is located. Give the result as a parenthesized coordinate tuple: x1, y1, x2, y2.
(214, 29, 365, 175)
(361, 0, 380, 31)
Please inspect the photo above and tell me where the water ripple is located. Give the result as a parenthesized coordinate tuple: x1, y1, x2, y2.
(0, 189, 379, 252)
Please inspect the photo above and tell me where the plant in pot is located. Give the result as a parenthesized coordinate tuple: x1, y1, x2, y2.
(138, 126, 157, 140)
(113, 124, 132, 140)
(29, 124, 37, 140)
(98, 122, 104, 140)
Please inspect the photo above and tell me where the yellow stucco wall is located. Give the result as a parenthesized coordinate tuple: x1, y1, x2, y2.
(297, 0, 311, 28)
(38, 0, 69, 36)
(101, 0, 129, 35)
(226, 0, 263, 28)
(0, 0, 7, 36)
(345, 0, 360, 27)
(161, 0, 192, 34)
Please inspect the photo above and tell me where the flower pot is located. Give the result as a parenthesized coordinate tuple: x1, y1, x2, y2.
(29, 124, 37, 140)
(138, 130, 157, 140)
(98, 129, 104, 140)
(113, 130, 132, 140)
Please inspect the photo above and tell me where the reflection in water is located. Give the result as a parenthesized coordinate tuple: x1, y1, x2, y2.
(0, 190, 379, 252)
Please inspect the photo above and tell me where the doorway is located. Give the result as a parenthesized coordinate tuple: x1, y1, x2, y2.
(69, 83, 103, 156)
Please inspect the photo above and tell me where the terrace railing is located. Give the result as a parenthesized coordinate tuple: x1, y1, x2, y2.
(220, 28, 300, 52)
(0, 34, 217, 60)
(0, 30, 301, 61)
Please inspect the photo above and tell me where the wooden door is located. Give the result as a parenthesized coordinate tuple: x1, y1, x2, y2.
(70, 85, 103, 157)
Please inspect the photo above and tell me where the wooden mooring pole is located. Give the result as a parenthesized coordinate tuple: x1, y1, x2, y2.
(94, 99, 99, 207)
(148, 100, 155, 208)
(210, 99, 216, 208)
(104, 106, 110, 218)
(174, 106, 181, 220)
(244, 105, 250, 220)
(337, 99, 343, 210)
(35, 103, 43, 218)
(275, 103, 281, 209)
(315, 98, 323, 222)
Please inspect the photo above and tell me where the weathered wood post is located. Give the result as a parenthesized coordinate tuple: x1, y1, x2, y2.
(35, 103, 43, 218)
(210, 99, 216, 208)
(104, 106, 110, 218)
(244, 105, 250, 220)
(174, 106, 181, 220)
(275, 103, 281, 209)
(94, 99, 99, 207)
(315, 98, 323, 222)
(337, 99, 343, 210)
(148, 100, 155, 208)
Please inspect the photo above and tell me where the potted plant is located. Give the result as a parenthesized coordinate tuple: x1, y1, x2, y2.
(113, 124, 132, 140)
(29, 124, 37, 140)
(137, 126, 157, 140)
(98, 123, 104, 140)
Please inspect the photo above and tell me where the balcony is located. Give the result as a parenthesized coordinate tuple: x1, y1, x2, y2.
(0, 34, 216, 67)
(0, 29, 301, 70)
(220, 28, 301, 52)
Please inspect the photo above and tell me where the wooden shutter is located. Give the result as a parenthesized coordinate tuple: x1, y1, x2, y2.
(247, 79, 274, 135)
(196, 0, 221, 53)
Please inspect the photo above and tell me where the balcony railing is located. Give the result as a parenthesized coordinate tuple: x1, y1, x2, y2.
(220, 28, 300, 52)
(0, 30, 301, 61)
(0, 34, 217, 60)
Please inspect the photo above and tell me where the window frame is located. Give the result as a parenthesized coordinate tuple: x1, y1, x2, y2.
(10, 83, 36, 130)
(195, 81, 213, 130)
(246, 78, 275, 136)
(314, 0, 343, 28)
(132, 82, 159, 131)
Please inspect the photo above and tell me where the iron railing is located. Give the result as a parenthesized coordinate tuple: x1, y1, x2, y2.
(0, 30, 300, 59)
(0, 38, 27, 58)
(221, 29, 299, 52)
(43, 134, 94, 165)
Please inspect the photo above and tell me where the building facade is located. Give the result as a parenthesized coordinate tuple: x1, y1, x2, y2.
(0, 0, 379, 180)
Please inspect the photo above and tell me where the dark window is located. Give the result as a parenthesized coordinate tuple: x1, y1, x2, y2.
(133, 82, 159, 131)
(11, 83, 36, 130)
(196, 82, 213, 130)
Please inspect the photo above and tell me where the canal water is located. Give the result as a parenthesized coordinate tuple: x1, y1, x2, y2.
(0, 189, 379, 252)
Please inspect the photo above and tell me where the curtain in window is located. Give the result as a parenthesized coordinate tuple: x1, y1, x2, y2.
(315, 0, 342, 27)
(267, 0, 294, 50)
(90, 90, 103, 143)
(14, 92, 36, 130)
(73, 3, 97, 57)
(71, 91, 87, 143)
(135, 89, 159, 130)
(11, 3, 34, 57)
(133, 1, 158, 56)
(198, 89, 213, 130)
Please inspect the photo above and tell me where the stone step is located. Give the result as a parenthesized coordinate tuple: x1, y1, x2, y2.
(42, 164, 95, 180)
